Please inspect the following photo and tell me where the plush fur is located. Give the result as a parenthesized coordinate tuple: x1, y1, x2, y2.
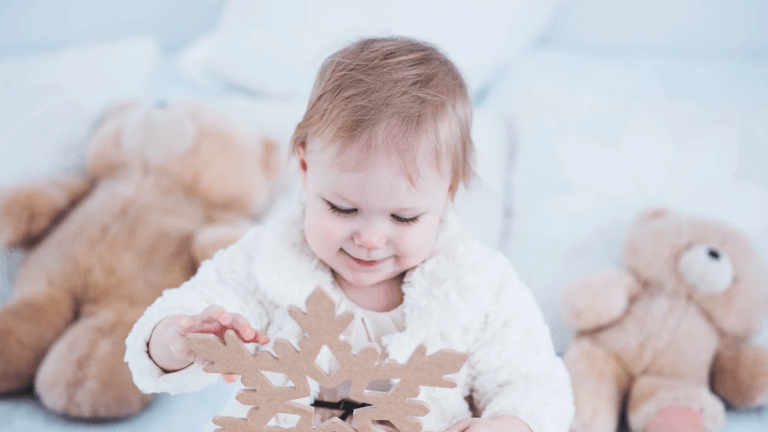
(0, 101, 281, 418)
(562, 209, 768, 432)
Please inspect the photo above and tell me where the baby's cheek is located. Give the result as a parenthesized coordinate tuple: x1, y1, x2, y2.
(306, 213, 344, 252)
(397, 221, 440, 263)
(321, 222, 345, 248)
(304, 214, 328, 256)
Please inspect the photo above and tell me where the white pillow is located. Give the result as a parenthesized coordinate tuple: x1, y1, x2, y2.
(177, 0, 563, 98)
(486, 59, 768, 354)
(0, 37, 159, 186)
(542, 0, 768, 56)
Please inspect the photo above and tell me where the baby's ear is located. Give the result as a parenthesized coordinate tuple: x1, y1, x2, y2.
(297, 143, 308, 188)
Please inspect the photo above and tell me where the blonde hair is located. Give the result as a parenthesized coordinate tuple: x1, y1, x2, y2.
(291, 36, 474, 197)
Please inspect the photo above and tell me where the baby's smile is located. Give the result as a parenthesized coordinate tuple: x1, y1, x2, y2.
(343, 249, 388, 267)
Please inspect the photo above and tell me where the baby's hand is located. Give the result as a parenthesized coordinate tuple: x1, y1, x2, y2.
(148, 305, 269, 380)
(446, 415, 532, 432)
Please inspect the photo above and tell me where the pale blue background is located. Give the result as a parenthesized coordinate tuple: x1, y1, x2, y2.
(1, 1, 766, 431)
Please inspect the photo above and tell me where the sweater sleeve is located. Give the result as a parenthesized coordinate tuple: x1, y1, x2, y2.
(468, 253, 575, 432)
(124, 225, 270, 395)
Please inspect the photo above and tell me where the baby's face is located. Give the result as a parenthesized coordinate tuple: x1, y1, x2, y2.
(301, 141, 451, 291)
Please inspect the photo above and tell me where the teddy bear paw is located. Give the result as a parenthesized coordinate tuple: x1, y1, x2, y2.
(0, 322, 36, 393)
(646, 406, 705, 432)
(0, 186, 67, 246)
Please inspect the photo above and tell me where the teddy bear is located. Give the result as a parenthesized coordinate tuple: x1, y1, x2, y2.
(0, 101, 282, 418)
(562, 208, 768, 432)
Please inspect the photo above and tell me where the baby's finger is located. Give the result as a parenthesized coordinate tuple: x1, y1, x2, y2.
(176, 316, 219, 337)
(252, 331, 270, 344)
(227, 314, 269, 344)
(200, 304, 232, 325)
(229, 314, 257, 340)
(223, 374, 239, 383)
(445, 419, 472, 432)
(168, 336, 196, 363)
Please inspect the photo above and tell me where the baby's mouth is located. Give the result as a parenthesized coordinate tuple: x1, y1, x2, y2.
(344, 250, 386, 267)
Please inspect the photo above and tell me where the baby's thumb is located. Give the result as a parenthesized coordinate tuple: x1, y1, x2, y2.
(168, 336, 195, 363)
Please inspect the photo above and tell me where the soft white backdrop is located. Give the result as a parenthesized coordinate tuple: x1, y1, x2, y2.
(1, 1, 767, 431)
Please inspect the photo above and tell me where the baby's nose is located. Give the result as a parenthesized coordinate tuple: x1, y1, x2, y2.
(354, 231, 385, 249)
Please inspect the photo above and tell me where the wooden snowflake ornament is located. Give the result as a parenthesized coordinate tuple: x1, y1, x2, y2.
(187, 287, 468, 432)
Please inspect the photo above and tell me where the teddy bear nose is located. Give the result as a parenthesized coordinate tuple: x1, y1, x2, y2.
(708, 249, 720, 260)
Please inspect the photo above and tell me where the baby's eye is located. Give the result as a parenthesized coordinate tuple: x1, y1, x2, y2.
(391, 214, 421, 225)
(325, 200, 357, 217)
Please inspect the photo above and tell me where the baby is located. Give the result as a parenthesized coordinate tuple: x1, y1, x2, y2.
(125, 37, 574, 432)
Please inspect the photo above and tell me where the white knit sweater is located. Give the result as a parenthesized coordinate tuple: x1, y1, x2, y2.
(125, 198, 574, 432)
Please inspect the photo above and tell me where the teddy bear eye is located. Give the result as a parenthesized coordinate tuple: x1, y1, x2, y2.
(678, 245, 733, 293)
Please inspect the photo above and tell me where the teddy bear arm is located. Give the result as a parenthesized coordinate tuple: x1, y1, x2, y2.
(0, 175, 91, 247)
(192, 217, 255, 266)
(561, 268, 641, 332)
(711, 342, 768, 409)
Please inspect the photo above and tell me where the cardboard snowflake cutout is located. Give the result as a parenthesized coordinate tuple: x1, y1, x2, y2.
(187, 287, 468, 432)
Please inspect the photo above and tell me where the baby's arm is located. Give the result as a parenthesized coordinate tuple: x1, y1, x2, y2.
(125, 225, 271, 395)
(462, 254, 574, 432)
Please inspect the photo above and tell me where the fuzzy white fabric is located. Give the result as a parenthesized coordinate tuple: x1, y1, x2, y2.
(125, 195, 574, 432)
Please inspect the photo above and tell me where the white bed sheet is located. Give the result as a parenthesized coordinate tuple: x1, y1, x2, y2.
(1, 5, 767, 427)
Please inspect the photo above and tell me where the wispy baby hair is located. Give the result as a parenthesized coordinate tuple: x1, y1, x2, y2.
(291, 36, 474, 197)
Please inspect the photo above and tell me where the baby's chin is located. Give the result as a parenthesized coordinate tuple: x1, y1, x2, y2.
(336, 272, 384, 290)
(333, 267, 398, 291)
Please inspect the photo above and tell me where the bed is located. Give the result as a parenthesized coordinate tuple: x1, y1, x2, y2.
(1, 1, 767, 430)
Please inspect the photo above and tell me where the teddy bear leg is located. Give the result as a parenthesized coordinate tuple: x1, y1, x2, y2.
(0, 290, 76, 393)
(565, 338, 632, 432)
(35, 306, 153, 418)
(711, 342, 768, 409)
(0, 176, 90, 247)
(626, 375, 725, 432)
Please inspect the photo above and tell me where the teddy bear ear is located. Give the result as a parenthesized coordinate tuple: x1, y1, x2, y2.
(86, 100, 147, 178)
(91, 100, 142, 135)
(636, 207, 670, 224)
